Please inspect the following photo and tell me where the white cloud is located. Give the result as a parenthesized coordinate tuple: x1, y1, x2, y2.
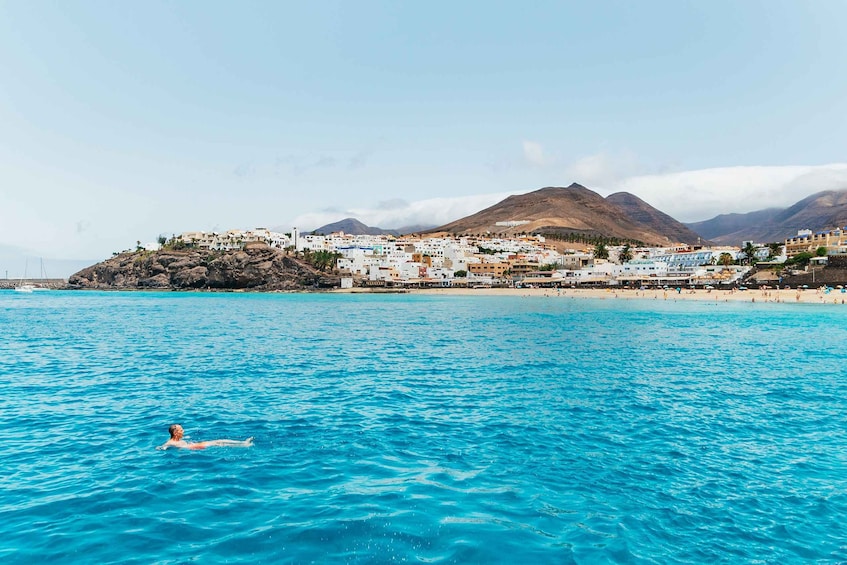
(613, 163, 847, 222)
(522, 140, 546, 166)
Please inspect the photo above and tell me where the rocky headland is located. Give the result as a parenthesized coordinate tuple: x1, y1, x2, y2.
(68, 244, 339, 291)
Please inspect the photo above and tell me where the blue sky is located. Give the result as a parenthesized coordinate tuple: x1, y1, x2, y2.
(2, 1, 847, 274)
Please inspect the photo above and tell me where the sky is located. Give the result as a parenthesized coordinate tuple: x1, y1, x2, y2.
(2, 1, 847, 276)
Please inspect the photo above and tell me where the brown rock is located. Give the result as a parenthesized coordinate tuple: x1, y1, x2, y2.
(68, 247, 331, 291)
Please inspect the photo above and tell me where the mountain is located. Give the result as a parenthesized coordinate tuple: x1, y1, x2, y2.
(299, 186, 847, 248)
(685, 209, 782, 242)
(427, 183, 701, 245)
(310, 218, 437, 236)
(605, 192, 708, 245)
(311, 218, 393, 236)
(686, 189, 847, 245)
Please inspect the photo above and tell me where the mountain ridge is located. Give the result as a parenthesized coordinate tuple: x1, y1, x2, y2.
(311, 218, 396, 236)
(686, 189, 847, 244)
(426, 183, 701, 245)
(301, 218, 437, 237)
(291, 185, 847, 247)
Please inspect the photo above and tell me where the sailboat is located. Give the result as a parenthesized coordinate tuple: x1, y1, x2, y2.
(14, 259, 36, 293)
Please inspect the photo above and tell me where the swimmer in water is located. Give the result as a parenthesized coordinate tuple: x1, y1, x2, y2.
(157, 424, 254, 450)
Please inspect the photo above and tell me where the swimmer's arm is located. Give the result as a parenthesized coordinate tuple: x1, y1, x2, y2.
(203, 437, 254, 447)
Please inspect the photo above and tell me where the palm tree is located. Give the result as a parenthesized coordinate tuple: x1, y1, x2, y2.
(619, 244, 633, 263)
(307, 250, 341, 272)
(742, 242, 758, 265)
(594, 242, 609, 260)
(719, 252, 733, 267)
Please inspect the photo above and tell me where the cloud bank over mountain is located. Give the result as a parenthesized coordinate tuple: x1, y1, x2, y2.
(616, 163, 847, 222)
(293, 163, 847, 231)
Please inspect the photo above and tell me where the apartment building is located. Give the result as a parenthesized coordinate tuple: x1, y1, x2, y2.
(468, 262, 510, 277)
(785, 228, 847, 258)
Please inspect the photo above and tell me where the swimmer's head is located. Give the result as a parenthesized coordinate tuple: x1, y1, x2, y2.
(168, 424, 184, 440)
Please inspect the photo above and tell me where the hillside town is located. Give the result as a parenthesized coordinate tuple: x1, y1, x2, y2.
(161, 224, 847, 289)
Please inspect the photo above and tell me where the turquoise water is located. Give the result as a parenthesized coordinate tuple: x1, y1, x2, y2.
(2, 291, 847, 563)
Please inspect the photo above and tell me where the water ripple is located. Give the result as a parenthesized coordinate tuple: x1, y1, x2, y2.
(2, 292, 847, 562)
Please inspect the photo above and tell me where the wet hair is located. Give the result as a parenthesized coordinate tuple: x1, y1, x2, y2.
(168, 424, 182, 439)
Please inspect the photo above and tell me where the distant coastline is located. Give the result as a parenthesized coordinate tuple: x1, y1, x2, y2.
(7, 277, 847, 305)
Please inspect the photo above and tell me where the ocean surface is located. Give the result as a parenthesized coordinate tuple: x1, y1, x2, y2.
(2, 290, 846, 564)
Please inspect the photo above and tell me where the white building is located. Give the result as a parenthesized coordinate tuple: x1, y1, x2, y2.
(615, 259, 669, 278)
(651, 250, 714, 273)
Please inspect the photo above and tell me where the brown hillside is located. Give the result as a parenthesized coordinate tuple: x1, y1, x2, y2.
(428, 184, 685, 245)
(605, 192, 706, 245)
(694, 189, 847, 245)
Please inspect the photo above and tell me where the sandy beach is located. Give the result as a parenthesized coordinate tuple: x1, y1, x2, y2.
(341, 286, 847, 305)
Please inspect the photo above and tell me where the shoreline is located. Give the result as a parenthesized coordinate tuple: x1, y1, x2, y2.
(341, 286, 847, 305)
(13, 286, 847, 305)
